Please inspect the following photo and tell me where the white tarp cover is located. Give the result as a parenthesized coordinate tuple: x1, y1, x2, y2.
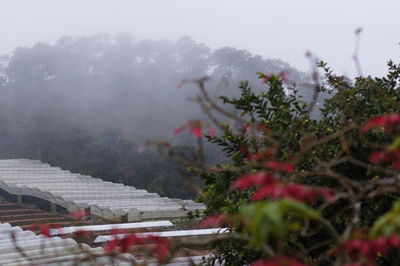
(0, 159, 205, 221)
(0, 222, 134, 265)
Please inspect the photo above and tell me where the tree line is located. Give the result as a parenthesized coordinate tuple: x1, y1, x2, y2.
(0, 34, 308, 199)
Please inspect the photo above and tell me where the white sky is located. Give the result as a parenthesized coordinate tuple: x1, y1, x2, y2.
(0, 0, 399, 77)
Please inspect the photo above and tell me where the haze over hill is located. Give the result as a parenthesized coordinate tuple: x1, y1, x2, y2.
(0, 0, 398, 200)
(0, 34, 310, 199)
(1, 0, 399, 77)
(0, 34, 308, 140)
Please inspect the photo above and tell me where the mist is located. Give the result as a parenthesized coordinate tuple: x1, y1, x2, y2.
(0, 34, 310, 199)
(1, 1, 399, 77)
(0, 1, 398, 199)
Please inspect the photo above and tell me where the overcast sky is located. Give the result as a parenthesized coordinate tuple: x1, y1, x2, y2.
(0, 0, 399, 77)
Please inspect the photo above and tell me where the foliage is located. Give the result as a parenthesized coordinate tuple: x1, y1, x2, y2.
(185, 60, 400, 265)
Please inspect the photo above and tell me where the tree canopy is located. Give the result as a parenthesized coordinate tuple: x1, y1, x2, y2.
(0, 34, 307, 199)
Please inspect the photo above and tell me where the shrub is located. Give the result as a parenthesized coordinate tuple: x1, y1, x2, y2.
(186, 61, 400, 265)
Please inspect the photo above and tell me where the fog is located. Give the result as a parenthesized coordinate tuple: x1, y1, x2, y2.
(0, 0, 399, 77)
(0, 34, 306, 198)
(0, 34, 305, 139)
(0, 1, 398, 198)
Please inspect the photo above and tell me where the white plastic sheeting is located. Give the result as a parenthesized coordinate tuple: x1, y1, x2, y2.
(0, 159, 205, 221)
(0, 222, 135, 265)
(51, 220, 174, 235)
(94, 228, 230, 243)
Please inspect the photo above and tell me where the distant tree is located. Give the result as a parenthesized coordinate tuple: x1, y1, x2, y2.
(0, 34, 308, 199)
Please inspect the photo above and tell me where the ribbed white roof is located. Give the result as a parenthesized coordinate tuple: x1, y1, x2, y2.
(0, 159, 205, 221)
(51, 220, 174, 235)
(94, 228, 229, 243)
(0, 222, 134, 265)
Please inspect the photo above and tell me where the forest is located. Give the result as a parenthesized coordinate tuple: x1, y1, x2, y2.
(0, 34, 309, 199)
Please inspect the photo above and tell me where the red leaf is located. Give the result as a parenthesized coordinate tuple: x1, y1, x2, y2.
(263, 148, 276, 158)
(69, 209, 89, 221)
(39, 225, 51, 237)
(120, 234, 142, 253)
(369, 151, 386, 164)
(337, 235, 400, 262)
(72, 230, 91, 239)
(392, 159, 400, 169)
(188, 120, 203, 138)
(341, 239, 368, 260)
(319, 188, 337, 203)
(247, 148, 276, 161)
(253, 183, 328, 203)
(282, 163, 295, 173)
(361, 116, 388, 133)
(104, 233, 144, 253)
(244, 125, 252, 133)
(387, 113, 400, 124)
(388, 235, 400, 247)
(369, 149, 400, 168)
(283, 184, 316, 203)
(148, 235, 170, 261)
(199, 214, 224, 228)
(278, 71, 290, 84)
(252, 184, 277, 201)
(29, 224, 38, 232)
(105, 239, 120, 253)
(160, 141, 171, 148)
(256, 124, 270, 132)
(371, 236, 390, 255)
(173, 126, 185, 135)
(361, 113, 400, 133)
(110, 228, 129, 236)
(190, 126, 203, 138)
(261, 75, 270, 84)
(247, 152, 262, 161)
(266, 160, 281, 171)
(239, 146, 248, 154)
(231, 172, 277, 191)
(30, 224, 54, 237)
(208, 126, 217, 139)
(266, 161, 295, 173)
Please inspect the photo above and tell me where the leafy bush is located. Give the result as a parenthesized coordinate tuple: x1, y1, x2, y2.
(185, 61, 400, 265)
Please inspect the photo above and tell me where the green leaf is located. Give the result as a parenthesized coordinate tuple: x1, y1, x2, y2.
(389, 136, 400, 151)
(370, 201, 400, 238)
(239, 199, 320, 246)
